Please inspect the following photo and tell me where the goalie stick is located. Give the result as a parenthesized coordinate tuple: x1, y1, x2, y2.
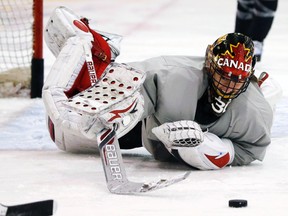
(97, 125, 190, 194)
(0, 200, 56, 216)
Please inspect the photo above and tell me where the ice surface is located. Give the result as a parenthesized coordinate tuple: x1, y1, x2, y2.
(1, 0, 288, 215)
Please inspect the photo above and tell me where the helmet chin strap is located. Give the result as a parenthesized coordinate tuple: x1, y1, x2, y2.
(208, 87, 232, 117)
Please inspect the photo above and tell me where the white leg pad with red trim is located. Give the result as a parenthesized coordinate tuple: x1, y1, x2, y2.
(43, 35, 146, 152)
(43, 36, 87, 91)
(42, 36, 92, 151)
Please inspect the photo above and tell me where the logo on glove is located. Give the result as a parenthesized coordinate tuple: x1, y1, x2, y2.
(205, 152, 230, 168)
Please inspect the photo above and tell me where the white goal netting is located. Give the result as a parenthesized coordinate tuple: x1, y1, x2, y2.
(0, 0, 33, 97)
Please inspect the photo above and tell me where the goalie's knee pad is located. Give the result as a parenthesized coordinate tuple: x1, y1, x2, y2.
(173, 132, 235, 170)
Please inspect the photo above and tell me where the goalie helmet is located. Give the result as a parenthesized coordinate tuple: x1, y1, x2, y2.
(204, 33, 256, 116)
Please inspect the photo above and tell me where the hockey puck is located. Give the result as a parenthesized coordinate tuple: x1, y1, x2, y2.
(229, 199, 248, 208)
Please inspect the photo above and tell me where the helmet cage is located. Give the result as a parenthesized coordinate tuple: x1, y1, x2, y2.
(208, 59, 254, 99)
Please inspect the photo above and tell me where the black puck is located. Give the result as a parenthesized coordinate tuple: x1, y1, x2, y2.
(229, 199, 248, 208)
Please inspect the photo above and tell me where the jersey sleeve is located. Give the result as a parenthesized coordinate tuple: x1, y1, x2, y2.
(128, 55, 206, 121)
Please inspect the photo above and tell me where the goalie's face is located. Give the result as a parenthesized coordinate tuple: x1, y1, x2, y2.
(213, 73, 244, 96)
(209, 60, 251, 99)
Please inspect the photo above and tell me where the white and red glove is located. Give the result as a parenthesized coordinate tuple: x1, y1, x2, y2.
(152, 120, 235, 170)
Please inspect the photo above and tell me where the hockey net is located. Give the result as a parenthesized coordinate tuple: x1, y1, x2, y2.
(0, 0, 43, 98)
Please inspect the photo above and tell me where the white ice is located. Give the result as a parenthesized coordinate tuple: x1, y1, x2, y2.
(1, 0, 288, 215)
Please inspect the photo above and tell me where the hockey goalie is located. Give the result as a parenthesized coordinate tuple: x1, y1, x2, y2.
(43, 6, 282, 171)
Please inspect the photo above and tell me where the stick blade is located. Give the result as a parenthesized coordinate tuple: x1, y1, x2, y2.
(108, 171, 191, 194)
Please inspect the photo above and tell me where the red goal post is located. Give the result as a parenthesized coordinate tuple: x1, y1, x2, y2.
(0, 0, 43, 98)
(31, 0, 44, 98)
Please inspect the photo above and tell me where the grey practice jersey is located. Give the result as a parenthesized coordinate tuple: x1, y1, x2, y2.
(128, 55, 273, 166)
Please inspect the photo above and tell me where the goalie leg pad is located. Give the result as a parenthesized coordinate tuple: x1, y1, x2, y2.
(43, 36, 86, 92)
(43, 20, 146, 151)
(42, 36, 106, 152)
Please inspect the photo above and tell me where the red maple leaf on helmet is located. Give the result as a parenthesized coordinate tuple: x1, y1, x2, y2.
(219, 43, 253, 79)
